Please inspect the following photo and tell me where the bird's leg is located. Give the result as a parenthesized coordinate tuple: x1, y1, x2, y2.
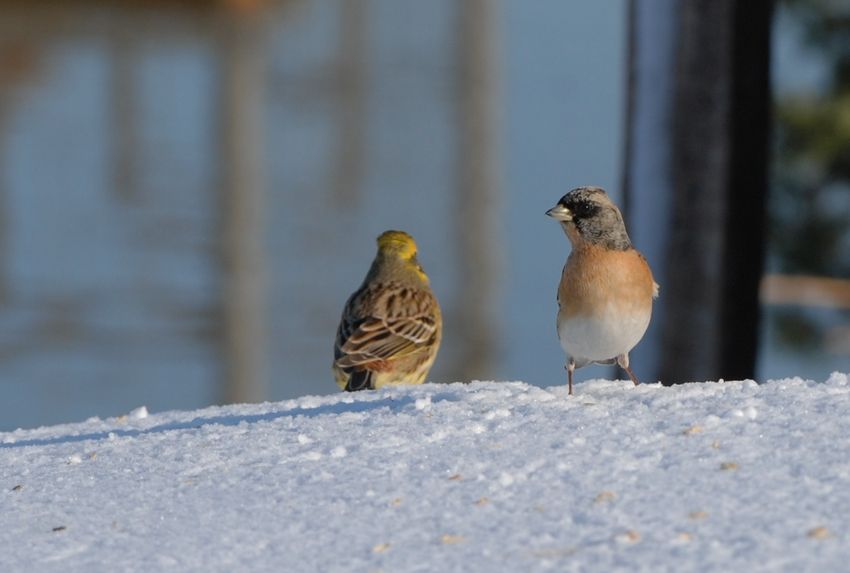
(623, 365, 640, 386)
(566, 358, 576, 395)
(617, 353, 640, 386)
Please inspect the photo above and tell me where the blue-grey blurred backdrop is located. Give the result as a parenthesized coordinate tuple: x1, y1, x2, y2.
(0, 0, 847, 430)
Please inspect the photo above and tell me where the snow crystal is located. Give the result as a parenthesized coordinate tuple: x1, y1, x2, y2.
(129, 406, 148, 420)
(483, 408, 511, 420)
(469, 423, 486, 434)
(827, 372, 848, 386)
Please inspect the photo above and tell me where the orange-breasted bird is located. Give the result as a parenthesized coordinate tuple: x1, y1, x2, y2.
(546, 186, 658, 395)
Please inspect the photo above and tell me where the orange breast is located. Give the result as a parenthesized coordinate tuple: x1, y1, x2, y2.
(558, 244, 656, 320)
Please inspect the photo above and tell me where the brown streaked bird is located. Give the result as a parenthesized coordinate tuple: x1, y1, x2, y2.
(333, 230, 442, 391)
(546, 186, 659, 395)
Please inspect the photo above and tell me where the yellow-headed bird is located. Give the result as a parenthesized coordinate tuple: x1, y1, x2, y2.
(333, 230, 442, 391)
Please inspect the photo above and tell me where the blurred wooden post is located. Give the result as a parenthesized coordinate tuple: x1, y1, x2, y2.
(455, 0, 502, 380)
(109, 26, 139, 202)
(332, 0, 367, 203)
(217, 2, 268, 404)
(0, 113, 6, 307)
(0, 40, 41, 308)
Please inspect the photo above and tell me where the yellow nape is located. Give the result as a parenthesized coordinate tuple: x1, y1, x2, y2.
(376, 230, 418, 257)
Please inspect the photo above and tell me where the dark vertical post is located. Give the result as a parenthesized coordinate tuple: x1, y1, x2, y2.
(660, 0, 734, 383)
(657, 0, 773, 383)
(721, 0, 773, 379)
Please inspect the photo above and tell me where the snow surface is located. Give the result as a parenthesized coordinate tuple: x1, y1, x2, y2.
(3, 374, 850, 572)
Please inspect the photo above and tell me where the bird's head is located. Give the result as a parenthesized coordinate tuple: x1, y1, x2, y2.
(546, 186, 631, 250)
(377, 230, 418, 257)
(375, 230, 428, 281)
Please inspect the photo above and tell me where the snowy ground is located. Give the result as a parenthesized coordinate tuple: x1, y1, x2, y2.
(2, 374, 850, 572)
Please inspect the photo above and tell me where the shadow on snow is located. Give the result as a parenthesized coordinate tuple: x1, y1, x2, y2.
(0, 393, 443, 450)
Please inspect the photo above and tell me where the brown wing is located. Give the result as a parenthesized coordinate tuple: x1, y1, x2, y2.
(335, 315, 438, 369)
(334, 283, 439, 370)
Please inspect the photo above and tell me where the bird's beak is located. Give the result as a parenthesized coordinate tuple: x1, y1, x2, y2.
(546, 204, 572, 221)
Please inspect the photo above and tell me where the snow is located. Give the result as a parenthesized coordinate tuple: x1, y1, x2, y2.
(2, 374, 850, 572)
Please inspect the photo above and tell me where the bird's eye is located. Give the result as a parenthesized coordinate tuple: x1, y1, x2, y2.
(571, 201, 595, 219)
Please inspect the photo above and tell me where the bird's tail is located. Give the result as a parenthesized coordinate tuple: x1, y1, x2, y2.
(344, 369, 374, 392)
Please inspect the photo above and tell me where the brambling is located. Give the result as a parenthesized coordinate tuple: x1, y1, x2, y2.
(333, 230, 442, 391)
(546, 186, 659, 395)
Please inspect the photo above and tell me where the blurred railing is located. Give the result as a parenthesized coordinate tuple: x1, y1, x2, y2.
(761, 275, 850, 309)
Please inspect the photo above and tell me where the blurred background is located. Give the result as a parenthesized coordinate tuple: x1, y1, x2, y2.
(0, 0, 847, 430)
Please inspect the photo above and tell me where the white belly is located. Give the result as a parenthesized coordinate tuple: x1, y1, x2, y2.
(558, 311, 650, 364)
